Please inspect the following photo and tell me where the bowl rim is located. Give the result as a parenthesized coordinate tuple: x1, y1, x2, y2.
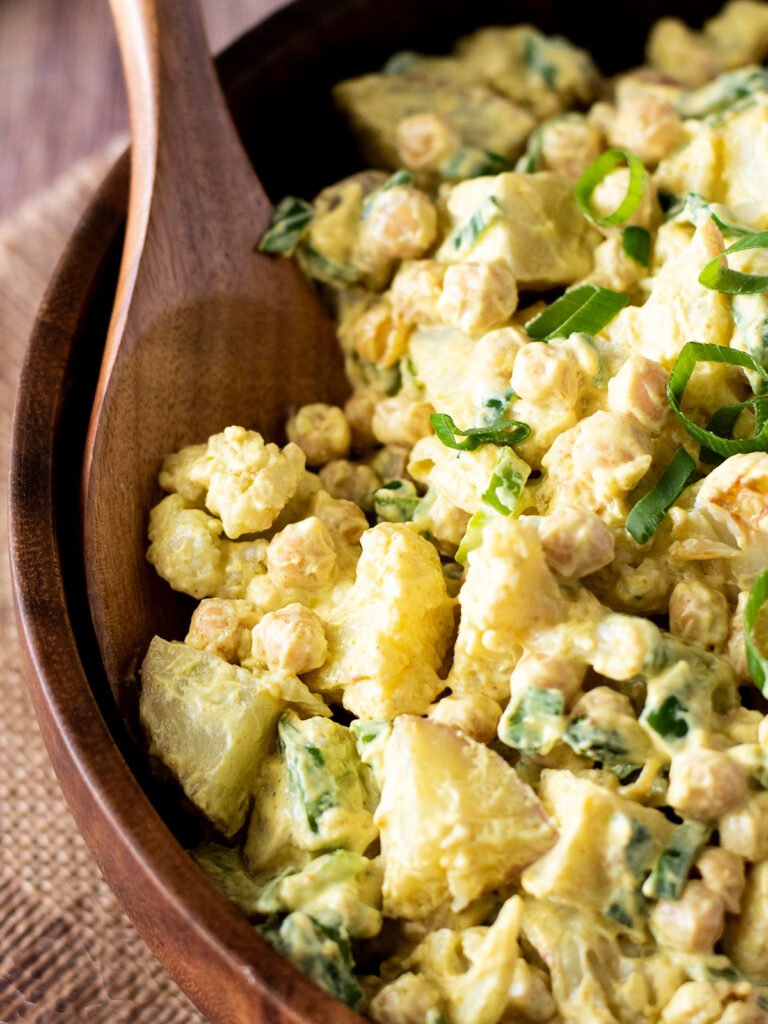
(7, 3, 369, 1021)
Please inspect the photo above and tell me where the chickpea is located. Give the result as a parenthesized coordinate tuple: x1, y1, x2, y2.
(651, 881, 725, 953)
(360, 186, 438, 261)
(647, 18, 722, 88)
(667, 746, 747, 821)
(720, 792, 768, 862)
(592, 614, 659, 681)
(267, 516, 337, 589)
(607, 94, 684, 166)
(660, 981, 723, 1024)
(319, 460, 381, 507)
(571, 685, 633, 720)
(286, 403, 351, 467)
(570, 411, 653, 501)
(539, 116, 603, 180)
(589, 235, 645, 294)
(366, 444, 411, 484)
(369, 972, 443, 1024)
(427, 693, 502, 744)
(352, 303, 410, 369)
(389, 260, 445, 325)
(251, 603, 327, 674)
(669, 579, 730, 651)
(372, 393, 434, 447)
(607, 356, 669, 435)
(437, 261, 518, 336)
(511, 341, 580, 405)
(473, 326, 526, 380)
(719, 1004, 768, 1024)
(186, 598, 260, 662)
(509, 651, 585, 704)
(540, 508, 614, 579)
(696, 847, 745, 913)
(395, 112, 461, 172)
(344, 386, 383, 449)
(310, 490, 368, 547)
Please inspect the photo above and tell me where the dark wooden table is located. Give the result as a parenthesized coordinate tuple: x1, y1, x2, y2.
(0, 0, 287, 218)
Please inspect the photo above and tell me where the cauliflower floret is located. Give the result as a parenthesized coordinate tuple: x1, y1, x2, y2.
(309, 523, 455, 719)
(378, 717, 554, 918)
(186, 597, 260, 662)
(372, 393, 434, 447)
(437, 261, 518, 335)
(146, 493, 224, 598)
(158, 442, 207, 503)
(251, 603, 328, 675)
(187, 426, 305, 539)
(286, 404, 351, 467)
(608, 219, 732, 368)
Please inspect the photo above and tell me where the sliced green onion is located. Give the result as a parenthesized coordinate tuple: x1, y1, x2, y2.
(667, 342, 768, 457)
(575, 148, 648, 227)
(446, 195, 504, 254)
(372, 480, 421, 523)
(440, 147, 510, 181)
(523, 33, 558, 88)
(626, 449, 696, 545)
(498, 685, 565, 755)
(642, 822, 711, 901)
(622, 226, 650, 266)
(667, 192, 753, 238)
(699, 232, 768, 294)
(456, 506, 494, 565)
(296, 244, 358, 286)
(515, 126, 544, 173)
(525, 284, 629, 341)
(430, 411, 530, 451)
(745, 569, 768, 694)
(481, 449, 530, 515)
(258, 197, 314, 255)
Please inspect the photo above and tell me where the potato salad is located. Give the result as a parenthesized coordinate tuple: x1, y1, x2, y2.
(141, 4, 768, 1022)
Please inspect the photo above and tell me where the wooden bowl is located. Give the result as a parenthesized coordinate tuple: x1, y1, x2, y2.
(9, 0, 720, 1020)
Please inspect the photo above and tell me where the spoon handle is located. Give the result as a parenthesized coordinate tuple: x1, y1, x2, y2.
(94, 0, 271, 422)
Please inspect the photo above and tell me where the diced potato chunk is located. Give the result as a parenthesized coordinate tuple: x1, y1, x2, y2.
(140, 637, 282, 835)
(309, 524, 455, 719)
(376, 716, 556, 919)
(437, 172, 599, 289)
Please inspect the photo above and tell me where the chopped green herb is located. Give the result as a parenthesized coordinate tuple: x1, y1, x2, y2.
(745, 569, 768, 694)
(622, 225, 650, 266)
(481, 448, 530, 515)
(297, 244, 358, 286)
(668, 192, 753, 238)
(525, 284, 629, 341)
(445, 195, 504, 253)
(372, 479, 421, 523)
(440, 147, 511, 181)
(644, 694, 690, 740)
(667, 342, 768, 458)
(626, 449, 696, 545)
(258, 196, 315, 255)
(575, 148, 648, 227)
(430, 411, 530, 451)
(563, 717, 631, 763)
(699, 231, 768, 294)
(523, 33, 558, 88)
(498, 685, 566, 755)
(643, 822, 711, 900)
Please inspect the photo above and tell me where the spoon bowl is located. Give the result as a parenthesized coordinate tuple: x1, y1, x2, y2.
(83, 0, 346, 719)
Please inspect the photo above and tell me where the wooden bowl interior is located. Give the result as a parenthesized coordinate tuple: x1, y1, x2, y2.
(14, 0, 726, 1019)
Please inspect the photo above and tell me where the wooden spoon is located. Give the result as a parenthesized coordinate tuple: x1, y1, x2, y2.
(83, 0, 346, 717)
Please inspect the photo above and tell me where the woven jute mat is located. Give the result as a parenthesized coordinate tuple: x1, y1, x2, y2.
(0, 141, 206, 1024)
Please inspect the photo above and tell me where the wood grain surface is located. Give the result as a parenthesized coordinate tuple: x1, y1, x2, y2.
(0, 0, 286, 218)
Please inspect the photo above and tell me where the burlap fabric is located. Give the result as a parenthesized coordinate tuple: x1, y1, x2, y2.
(0, 141, 206, 1024)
